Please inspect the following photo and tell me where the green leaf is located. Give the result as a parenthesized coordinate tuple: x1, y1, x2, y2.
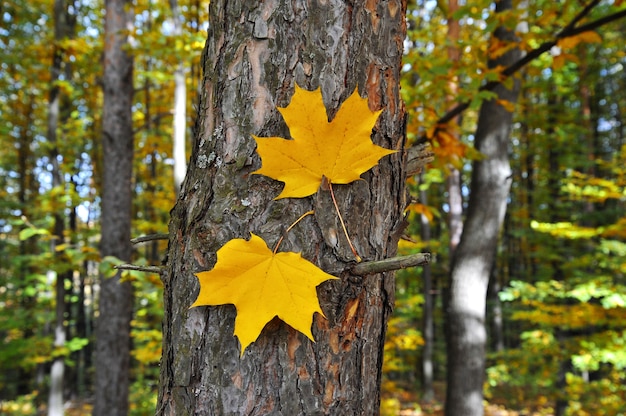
(18, 227, 50, 241)
(66, 337, 89, 352)
(99, 255, 124, 278)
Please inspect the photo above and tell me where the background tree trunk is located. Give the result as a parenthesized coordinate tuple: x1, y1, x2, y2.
(157, 0, 408, 414)
(47, 0, 74, 414)
(169, 0, 188, 194)
(419, 177, 435, 402)
(94, 0, 134, 414)
(444, 1, 522, 415)
(445, 0, 464, 259)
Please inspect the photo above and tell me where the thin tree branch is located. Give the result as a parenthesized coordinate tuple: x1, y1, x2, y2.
(114, 263, 164, 274)
(114, 253, 431, 276)
(428, 4, 626, 130)
(564, 7, 626, 38)
(131, 233, 169, 244)
(560, 0, 601, 34)
(351, 252, 431, 275)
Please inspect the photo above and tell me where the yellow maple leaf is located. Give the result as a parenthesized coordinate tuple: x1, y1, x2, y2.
(253, 85, 396, 199)
(191, 233, 338, 355)
(406, 203, 436, 223)
(557, 31, 602, 50)
(496, 98, 516, 113)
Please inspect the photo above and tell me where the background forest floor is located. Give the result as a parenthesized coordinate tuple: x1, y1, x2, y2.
(2, 389, 557, 416)
(383, 382, 555, 416)
(1, 400, 556, 416)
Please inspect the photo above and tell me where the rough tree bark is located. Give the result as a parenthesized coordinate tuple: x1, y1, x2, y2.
(156, 0, 409, 414)
(93, 0, 134, 415)
(444, 1, 522, 415)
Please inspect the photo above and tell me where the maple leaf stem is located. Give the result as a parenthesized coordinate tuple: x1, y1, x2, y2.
(328, 183, 362, 262)
(272, 210, 315, 254)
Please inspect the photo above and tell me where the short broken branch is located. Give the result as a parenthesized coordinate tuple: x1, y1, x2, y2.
(406, 142, 435, 176)
(130, 233, 169, 244)
(115, 263, 164, 274)
(351, 252, 431, 276)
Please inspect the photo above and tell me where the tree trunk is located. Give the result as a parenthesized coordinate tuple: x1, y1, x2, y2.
(169, 0, 188, 194)
(156, 0, 408, 414)
(419, 176, 435, 402)
(16, 93, 38, 397)
(444, 1, 522, 415)
(47, 1, 67, 413)
(73, 262, 89, 398)
(445, 0, 464, 259)
(546, 86, 569, 416)
(47, 1, 76, 413)
(487, 262, 504, 352)
(94, 0, 134, 414)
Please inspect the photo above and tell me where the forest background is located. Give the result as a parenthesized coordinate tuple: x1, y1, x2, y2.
(1, 0, 625, 415)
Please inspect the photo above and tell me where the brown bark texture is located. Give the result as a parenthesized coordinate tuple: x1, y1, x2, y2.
(94, 0, 134, 415)
(157, 0, 408, 414)
(444, 1, 522, 415)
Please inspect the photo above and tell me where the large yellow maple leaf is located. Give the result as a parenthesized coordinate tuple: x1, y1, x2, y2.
(191, 233, 338, 355)
(253, 85, 396, 199)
